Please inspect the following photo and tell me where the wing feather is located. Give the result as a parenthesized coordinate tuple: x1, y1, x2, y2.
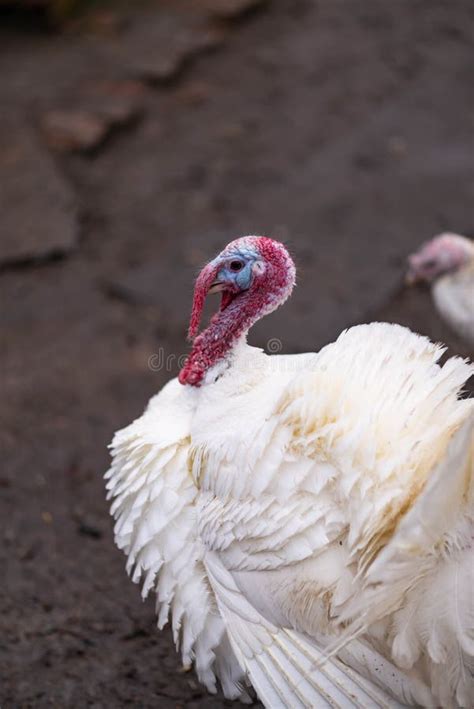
(106, 380, 248, 699)
(333, 411, 474, 706)
(205, 551, 407, 708)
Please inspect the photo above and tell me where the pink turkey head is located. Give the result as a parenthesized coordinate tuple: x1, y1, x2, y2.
(407, 233, 473, 284)
(179, 236, 296, 386)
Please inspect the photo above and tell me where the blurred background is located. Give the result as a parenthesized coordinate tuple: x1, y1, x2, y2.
(1, 1, 472, 706)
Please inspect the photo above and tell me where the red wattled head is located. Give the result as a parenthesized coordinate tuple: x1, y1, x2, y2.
(180, 236, 296, 386)
(187, 260, 221, 341)
(186, 235, 295, 341)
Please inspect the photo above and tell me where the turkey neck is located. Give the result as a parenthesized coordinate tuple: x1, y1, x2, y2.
(179, 288, 271, 386)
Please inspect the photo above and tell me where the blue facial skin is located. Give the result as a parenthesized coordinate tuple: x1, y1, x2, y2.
(214, 246, 259, 292)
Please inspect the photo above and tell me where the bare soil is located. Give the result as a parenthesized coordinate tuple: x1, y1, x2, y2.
(1, 1, 473, 706)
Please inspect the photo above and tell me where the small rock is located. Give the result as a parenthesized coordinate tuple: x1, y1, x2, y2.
(0, 112, 78, 268)
(41, 511, 53, 525)
(41, 110, 107, 153)
(41, 79, 147, 153)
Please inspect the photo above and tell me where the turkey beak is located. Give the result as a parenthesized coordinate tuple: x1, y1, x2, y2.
(208, 280, 226, 294)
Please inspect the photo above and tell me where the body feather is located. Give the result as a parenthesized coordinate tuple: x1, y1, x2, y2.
(107, 323, 474, 707)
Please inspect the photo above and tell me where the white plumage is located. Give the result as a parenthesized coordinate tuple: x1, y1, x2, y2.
(106, 322, 474, 707)
(433, 260, 474, 346)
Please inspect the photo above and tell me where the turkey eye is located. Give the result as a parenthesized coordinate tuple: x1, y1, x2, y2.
(229, 260, 244, 272)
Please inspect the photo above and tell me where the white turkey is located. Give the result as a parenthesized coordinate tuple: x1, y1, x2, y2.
(106, 235, 474, 708)
(407, 232, 474, 346)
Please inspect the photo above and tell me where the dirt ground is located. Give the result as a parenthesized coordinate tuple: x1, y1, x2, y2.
(1, 1, 473, 707)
